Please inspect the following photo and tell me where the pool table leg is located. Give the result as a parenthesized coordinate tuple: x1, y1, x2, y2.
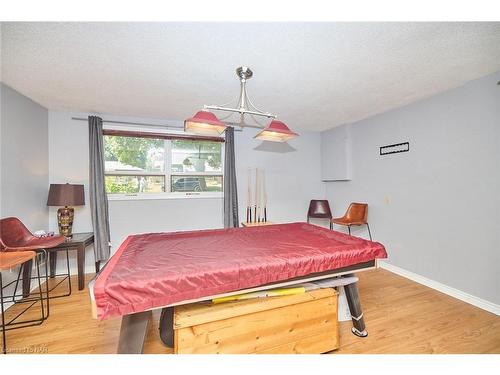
(117, 310, 152, 354)
(343, 277, 368, 337)
(159, 307, 174, 348)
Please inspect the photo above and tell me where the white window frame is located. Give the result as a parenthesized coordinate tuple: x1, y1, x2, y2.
(104, 125, 224, 201)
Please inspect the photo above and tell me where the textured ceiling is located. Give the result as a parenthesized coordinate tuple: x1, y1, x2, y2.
(2, 22, 500, 131)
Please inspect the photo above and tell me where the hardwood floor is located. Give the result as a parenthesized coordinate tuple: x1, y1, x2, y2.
(2, 268, 499, 354)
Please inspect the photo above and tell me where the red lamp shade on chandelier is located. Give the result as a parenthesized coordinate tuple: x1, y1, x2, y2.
(254, 120, 299, 142)
(184, 110, 227, 136)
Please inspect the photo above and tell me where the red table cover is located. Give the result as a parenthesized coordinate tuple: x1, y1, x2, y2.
(94, 223, 387, 320)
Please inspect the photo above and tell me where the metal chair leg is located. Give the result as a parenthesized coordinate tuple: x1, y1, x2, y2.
(35, 254, 47, 321)
(12, 263, 23, 303)
(348, 225, 351, 235)
(26, 248, 72, 301)
(366, 223, 372, 241)
(1, 273, 6, 354)
(42, 249, 50, 318)
(329, 221, 333, 230)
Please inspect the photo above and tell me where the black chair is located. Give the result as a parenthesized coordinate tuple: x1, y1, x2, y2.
(307, 200, 333, 229)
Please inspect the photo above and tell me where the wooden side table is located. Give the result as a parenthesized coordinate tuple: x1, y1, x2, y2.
(22, 232, 97, 296)
(241, 221, 274, 227)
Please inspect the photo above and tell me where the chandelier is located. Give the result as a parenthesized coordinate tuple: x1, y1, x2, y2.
(184, 66, 298, 142)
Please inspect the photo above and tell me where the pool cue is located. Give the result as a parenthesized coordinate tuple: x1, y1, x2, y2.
(258, 168, 263, 222)
(260, 169, 267, 222)
(253, 168, 258, 223)
(250, 168, 254, 223)
(262, 169, 267, 222)
(255, 168, 260, 222)
(259, 168, 264, 222)
(246, 168, 252, 223)
(263, 169, 267, 222)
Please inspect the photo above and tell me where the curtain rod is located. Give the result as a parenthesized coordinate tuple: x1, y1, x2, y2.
(71, 117, 183, 129)
(71, 117, 244, 131)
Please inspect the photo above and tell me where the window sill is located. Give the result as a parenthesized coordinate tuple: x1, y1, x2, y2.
(107, 192, 223, 201)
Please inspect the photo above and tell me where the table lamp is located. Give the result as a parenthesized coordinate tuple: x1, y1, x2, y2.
(47, 183, 85, 237)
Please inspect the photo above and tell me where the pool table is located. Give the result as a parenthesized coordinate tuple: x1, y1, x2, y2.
(90, 222, 387, 353)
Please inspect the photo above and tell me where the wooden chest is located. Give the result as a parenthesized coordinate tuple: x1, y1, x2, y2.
(173, 288, 339, 354)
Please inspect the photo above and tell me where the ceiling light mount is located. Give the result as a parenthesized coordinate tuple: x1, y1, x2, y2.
(236, 66, 253, 81)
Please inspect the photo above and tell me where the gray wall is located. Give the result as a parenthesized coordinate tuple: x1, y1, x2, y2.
(0, 83, 49, 301)
(324, 71, 500, 304)
(1, 83, 49, 229)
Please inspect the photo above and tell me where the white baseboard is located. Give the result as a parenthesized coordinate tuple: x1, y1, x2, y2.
(379, 260, 500, 316)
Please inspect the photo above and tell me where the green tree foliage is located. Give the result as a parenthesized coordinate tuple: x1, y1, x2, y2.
(173, 140, 222, 169)
(104, 136, 222, 194)
(104, 136, 163, 170)
(105, 176, 138, 193)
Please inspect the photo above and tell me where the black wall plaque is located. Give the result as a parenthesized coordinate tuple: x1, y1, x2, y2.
(380, 142, 409, 156)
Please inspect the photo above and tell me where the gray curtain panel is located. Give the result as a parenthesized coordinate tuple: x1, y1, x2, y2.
(88, 116, 111, 262)
(223, 127, 239, 228)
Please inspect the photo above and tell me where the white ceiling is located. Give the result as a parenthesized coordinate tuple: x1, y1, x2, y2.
(2, 22, 500, 131)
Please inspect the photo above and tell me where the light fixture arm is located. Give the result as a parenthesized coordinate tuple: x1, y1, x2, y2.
(203, 104, 276, 119)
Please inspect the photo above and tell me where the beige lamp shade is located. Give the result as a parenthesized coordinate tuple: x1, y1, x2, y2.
(47, 183, 85, 206)
(254, 120, 298, 142)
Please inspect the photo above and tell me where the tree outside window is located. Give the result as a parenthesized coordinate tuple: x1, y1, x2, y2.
(104, 135, 223, 195)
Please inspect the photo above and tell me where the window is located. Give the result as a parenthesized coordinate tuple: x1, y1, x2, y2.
(104, 133, 223, 197)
